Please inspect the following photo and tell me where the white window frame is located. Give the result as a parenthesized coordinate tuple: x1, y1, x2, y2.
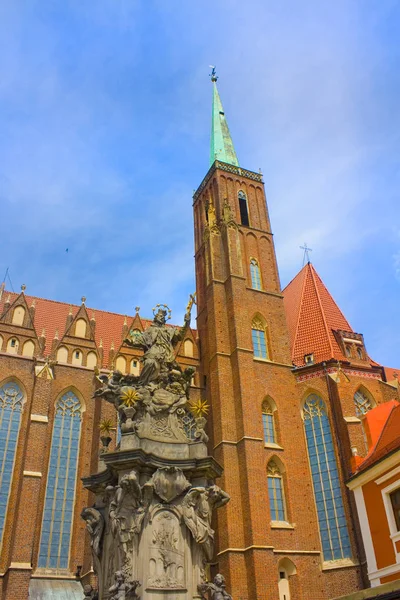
(381, 479, 400, 561)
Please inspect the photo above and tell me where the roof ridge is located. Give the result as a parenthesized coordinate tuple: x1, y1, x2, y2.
(291, 264, 309, 359)
(309, 264, 335, 357)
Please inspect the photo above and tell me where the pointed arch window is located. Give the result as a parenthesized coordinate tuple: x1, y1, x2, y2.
(354, 388, 374, 417)
(0, 381, 24, 547)
(303, 394, 351, 561)
(262, 399, 276, 444)
(238, 191, 249, 226)
(267, 459, 286, 522)
(250, 258, 262, 290)
(38, 391, 82, 570)
(252, 316, 269, 360)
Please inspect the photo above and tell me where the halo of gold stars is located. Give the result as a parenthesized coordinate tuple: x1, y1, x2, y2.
(189, 399, 209, 418)
(120, 387, 140, 407)
(99, 419, 116, 434)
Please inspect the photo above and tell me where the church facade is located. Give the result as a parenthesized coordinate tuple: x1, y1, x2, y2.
(0, 79, 398, 599)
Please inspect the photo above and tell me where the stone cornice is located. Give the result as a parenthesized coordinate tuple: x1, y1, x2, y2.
(193, 160, 263, 203)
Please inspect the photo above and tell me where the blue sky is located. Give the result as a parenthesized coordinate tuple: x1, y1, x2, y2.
(1, 1, 399, 367)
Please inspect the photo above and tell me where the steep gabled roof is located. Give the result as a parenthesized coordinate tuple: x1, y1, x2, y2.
(353, 400, 400, 475)
(0, 290, 194, 368)
(283, 262, 353, 366)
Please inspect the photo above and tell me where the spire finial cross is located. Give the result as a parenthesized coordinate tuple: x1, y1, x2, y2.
(300, 242, 313, 266)
(209, 65, 218, 82)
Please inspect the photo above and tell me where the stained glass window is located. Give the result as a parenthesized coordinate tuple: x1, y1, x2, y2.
(250, 259, 262, 290)
(252, 316, 268, 359)
(267, 460, 286, 521)
(262, 400, 275, 444)
(38, 391, 82, 570)
(354, 389, 373, 416)
(303, 394, 351, 561)
(0, 381, 24, 546)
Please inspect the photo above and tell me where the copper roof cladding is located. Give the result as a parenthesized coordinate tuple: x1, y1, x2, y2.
(0, 290, 193, 368)
(283, 262, 355, 366)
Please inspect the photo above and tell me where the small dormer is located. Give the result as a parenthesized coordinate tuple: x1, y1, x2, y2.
(334, 330, 366, 361)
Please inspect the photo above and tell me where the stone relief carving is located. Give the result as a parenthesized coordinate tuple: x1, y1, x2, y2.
(81, 507, 104, 581)
(198, 573, 233, 600)
(149, 467, 191, 503)
(148, 511, 185, 590)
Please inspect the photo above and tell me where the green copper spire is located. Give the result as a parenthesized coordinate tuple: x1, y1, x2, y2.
(210, 69, 239, 167)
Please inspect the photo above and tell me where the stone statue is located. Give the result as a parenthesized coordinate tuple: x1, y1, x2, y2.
(108, 571, 140, 600)
(81, 507, 104, 558)
(82, 584, 98, 599)
(109, 471, 144, 565)
(198, 573, 233, 600)
(125, 304, 191, 386)
(182, 485, 230, 560)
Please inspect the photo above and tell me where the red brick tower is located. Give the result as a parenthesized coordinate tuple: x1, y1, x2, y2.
(193, 74, 365, 599)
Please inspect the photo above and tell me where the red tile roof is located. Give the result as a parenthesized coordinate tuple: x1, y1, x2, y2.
(283, 262, 353, 366)
(353, 401, 400, 474)
(0, 290, 191, 368)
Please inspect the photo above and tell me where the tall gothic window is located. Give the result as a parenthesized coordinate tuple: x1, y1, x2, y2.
(250, 258, 262, 290)
(303, 394, 351, 561)
(354, 388, 374, 417)
(0, 381, 24, 546)
(38, 391, 82, 570)
(262, 398, 276, 444)
(238, 191, 249, 226)
(252, 315, 269, 360)
(267, 459, 286, 522)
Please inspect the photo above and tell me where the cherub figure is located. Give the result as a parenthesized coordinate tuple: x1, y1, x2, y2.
(108, 571, 140, 600)
(198, 573, 233, 600)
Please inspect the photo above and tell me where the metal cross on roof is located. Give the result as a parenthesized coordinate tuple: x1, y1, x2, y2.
(300, 242, 313, 266)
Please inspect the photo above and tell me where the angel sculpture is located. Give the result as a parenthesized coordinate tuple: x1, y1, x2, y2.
(198, 573, 233, 600)
(108, 571, 140, 600)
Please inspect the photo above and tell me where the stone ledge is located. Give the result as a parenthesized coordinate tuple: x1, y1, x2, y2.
(332, 579, 400, 600)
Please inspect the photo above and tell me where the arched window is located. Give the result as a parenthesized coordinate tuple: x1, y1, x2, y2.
(184, 339, 194, 357)
(115, 355, 126, 373)
(238, 191, 249, 226)
(278, 558, 296, 600)
(356, 347, 363, 360)
(38, 390, 82, 570)
(0, 381, 25, 546)
(252, 316, 269, 360)
(56, 346, 68, 363)
(130, 358, 140, 376)
(267, 459, 287, 522)
(345, 345, 352, 358)
(303, 394, 351, 561)
(86, 352, 97, 369)
(262, 398, 276, 444)
(354, 387, 374, 417)
(71, 349, 82, 366)
(6, 338, 19, 354)
(22, 340, 35, 357)
(74, 319, 86, 338)
(12, 306, 25, 326)
(250, 258, 262, 290)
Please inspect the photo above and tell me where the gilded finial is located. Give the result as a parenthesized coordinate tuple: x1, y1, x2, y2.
(21, 284, 26, 293)
(135, 306, 140, 314)
(209, 65, 218, 82)
(81, 296, 86, 305)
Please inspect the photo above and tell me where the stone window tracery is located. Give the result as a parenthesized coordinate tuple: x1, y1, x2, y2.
(267, 459, 286, 522)
(353, 388, 374, 417)
(38, 390, 82, 571)
(250, 258, 262, 290)
(303, 394, 351, 561)
(252, 316, 269, 360)
(0, 381, 24, 547)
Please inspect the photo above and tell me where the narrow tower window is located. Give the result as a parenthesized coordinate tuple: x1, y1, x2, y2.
(354, 388, 374, 417)
(303, 394, 351, 561)
(262, 399, 276, 444)
(38, 390, 82, 570)
(0, 381, 24, 547)
(250, 258, 262, 290)
(267, 459, 287, 522)
(238, 191, 249, 226)
(252, 316, 269, 360)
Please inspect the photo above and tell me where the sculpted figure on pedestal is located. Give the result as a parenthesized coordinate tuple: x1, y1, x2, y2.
(182, 485, 230, 560)
(125, 303, 192, 386)
(109, 471, 144, 561)
(108, 571, 140, 600)
(83, 583, 98, 599)
(198, 573, 233, 600)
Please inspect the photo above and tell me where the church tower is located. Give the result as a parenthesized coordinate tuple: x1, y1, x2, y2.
(193, 74, 365, 599)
